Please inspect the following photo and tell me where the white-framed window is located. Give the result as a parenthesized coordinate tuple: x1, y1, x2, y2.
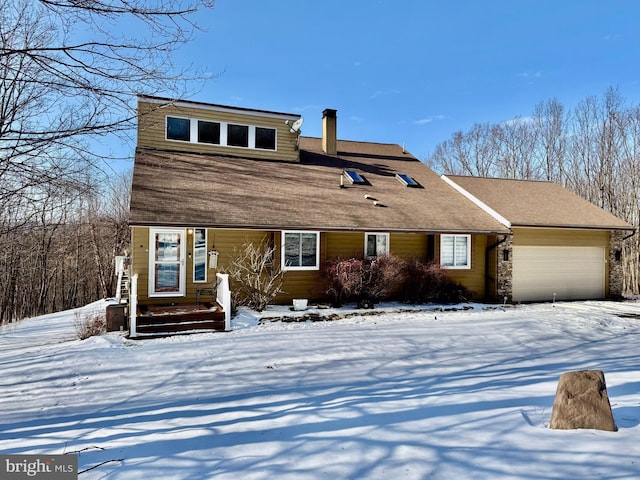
(255, 126, 276, 150)
(440, 234, 471, 269)
(227, 123, 249, 147)
(197, 120, 221, 144)
(365, 232, 389, 258)
(282, 231, 320, 271)
(166, 116, 191, 141)
(193, 228, 207, 283)
(166, 116, 276, 150)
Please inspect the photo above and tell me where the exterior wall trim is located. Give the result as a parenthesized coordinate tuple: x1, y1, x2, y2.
(139, 95, 300, 122)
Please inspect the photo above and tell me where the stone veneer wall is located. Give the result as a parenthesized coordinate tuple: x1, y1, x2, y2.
(608, 230, 625, 299)
(496, 234, 513, 303)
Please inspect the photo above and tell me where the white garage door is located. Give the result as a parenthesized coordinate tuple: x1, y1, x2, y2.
(512, 246, 605, 302)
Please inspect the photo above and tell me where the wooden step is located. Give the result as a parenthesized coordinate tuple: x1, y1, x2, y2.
(134, 302, 226, 336)
(136, 319, 226, 334)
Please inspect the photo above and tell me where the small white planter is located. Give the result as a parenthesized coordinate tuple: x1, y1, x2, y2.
(292, 299, 308, 311)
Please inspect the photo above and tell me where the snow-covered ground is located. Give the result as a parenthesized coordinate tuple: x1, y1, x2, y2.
(1, 299, 639, 479)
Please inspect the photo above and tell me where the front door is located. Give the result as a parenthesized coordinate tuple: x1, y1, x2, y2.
(149, 228, 186, 297)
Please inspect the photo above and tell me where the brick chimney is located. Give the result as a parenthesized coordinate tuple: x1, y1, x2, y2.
(322, 109, 337, 155)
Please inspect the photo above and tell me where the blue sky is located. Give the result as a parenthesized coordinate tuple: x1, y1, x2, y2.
(171, 0, 640, 160)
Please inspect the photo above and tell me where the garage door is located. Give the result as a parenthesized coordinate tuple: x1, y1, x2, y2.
(512, 246, 605, 302)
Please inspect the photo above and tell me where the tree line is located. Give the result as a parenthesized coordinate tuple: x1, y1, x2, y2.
(0, 0, 214, 322)
(0, 173, 130, 322)
(427, 86, 640, 295)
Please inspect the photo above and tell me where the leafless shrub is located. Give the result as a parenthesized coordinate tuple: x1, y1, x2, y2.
(226, 238, 285, 312)
(325, 254, 407, 306)
(403, 258, 472, 304)
(325, 257, 365, 306)
(73, 310, 106, 340)
(363, 254, 407, 302)
(326, 255, 471, 306)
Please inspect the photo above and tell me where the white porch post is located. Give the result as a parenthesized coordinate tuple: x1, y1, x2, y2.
(129, 274, 138, 337)
(216, 273, 232, 331)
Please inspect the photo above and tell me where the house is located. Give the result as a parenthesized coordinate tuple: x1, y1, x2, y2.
(126, 95, 632, 333)
(442, 175, 634, 302)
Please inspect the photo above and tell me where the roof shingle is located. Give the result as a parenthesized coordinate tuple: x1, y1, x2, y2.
(445, 175, 633, 230)
(130, 138, 509, 233)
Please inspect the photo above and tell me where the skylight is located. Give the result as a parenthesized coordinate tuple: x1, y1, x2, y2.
(344, 170, 365, 184)
(396, 173, 419, 187)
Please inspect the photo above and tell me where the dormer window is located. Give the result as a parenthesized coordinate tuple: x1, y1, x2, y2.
(197, 120, 220, 144)
(166, 117, 190, 141)
(256, 127, 276, 150)
(228, 124, 249, 147)
(165, 116, 277, 151)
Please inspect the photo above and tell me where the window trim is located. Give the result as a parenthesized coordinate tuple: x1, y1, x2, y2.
(192, 227, 208, 283)
(281, 231, 321, 271)
(364, 232, 390, 259)
(440, 234, 471, 269)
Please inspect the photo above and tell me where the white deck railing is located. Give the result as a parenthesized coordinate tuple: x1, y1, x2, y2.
(216, 273, 232, 331)
(115, 256, 127, 303)
(128, 272, 230, 338)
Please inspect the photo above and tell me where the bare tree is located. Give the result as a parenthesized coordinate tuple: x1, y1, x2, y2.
(0, 0, 214, 227)
(427, 87, 640, 296)
(494, 117, 538, 179)
(532, 98, 566, 183)
(0, 0, 212, 321)
(429, 123, 500, 177)
(85, 170, 131, 298)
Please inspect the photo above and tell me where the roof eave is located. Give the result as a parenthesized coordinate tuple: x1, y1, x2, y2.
(511, 223, 635, 231)
(129, 220, 509, 235)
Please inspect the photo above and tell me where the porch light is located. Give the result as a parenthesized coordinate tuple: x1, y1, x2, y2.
(209, 249, 219, 269)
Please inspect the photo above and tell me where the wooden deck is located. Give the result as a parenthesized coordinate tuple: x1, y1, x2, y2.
(135, 302, 226, 337)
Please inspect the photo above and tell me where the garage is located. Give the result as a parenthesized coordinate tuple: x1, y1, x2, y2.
(512, 246, 605, 302)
